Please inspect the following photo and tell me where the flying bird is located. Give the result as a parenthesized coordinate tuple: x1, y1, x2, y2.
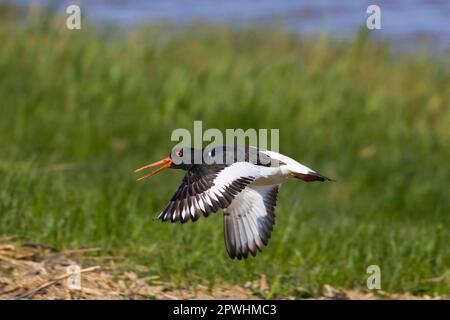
(135, 145, 332, 260)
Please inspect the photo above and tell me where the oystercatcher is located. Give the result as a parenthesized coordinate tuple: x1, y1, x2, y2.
(135, 145, 332, 259)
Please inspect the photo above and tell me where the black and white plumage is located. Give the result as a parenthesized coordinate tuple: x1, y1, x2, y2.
(135, 145, 332, 260)
(223, 184, 279, 259)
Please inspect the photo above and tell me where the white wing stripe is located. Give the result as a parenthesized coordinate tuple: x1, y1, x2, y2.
(213, 162, 261, 189)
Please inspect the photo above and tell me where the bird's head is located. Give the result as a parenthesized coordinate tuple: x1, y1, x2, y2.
(134, 147, 199, 180)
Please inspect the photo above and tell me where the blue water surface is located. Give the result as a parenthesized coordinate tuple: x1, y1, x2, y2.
(10, 0, 450, 50)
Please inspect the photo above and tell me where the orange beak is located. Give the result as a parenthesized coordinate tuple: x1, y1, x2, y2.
(134, 156, 172, 181)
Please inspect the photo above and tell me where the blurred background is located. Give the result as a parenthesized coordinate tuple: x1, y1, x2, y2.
(0, 0, 449, 298)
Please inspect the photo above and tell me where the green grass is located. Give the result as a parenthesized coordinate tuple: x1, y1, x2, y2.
(0, 9, 449, 297)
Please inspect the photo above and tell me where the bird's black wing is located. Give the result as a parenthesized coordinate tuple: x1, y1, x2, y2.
(157, 163, 259, 223)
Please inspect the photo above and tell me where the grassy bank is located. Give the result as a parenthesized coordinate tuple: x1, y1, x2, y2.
(0, 9, 449, 297)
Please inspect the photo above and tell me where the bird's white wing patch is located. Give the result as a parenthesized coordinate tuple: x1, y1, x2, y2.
(223, 184, 280, 259)
(211, 162, 262, 192)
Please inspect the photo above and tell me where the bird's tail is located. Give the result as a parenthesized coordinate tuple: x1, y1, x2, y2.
(291, 171, 335, 182)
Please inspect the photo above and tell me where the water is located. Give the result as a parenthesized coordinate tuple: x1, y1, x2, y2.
(10, 0, 450, 50)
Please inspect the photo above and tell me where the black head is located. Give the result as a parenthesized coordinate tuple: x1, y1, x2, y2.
(169, 147, 200, 170)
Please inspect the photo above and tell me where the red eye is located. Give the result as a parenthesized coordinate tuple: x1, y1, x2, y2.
(176, 150, 183, 157)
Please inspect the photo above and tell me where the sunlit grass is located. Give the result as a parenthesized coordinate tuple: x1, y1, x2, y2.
(0, 9, 449, 297)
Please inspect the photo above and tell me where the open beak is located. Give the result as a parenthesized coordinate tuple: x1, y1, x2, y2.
(134, 157, 172, 181)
